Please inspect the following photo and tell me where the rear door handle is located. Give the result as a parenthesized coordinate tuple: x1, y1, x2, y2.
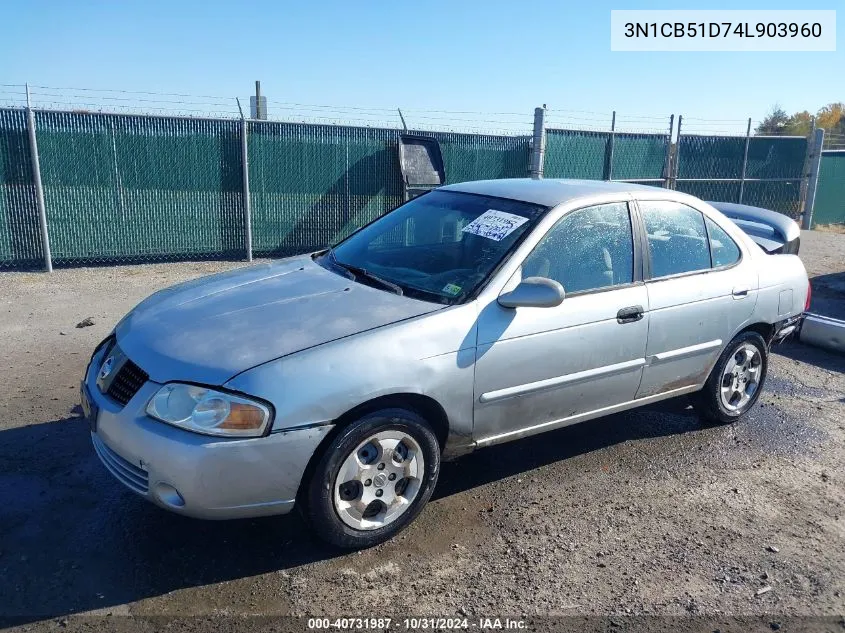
(617, 305, 644, 324)
(732, 286, 751, 298)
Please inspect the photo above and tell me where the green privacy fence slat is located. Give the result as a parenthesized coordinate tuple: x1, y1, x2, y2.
(34, 111, 244, 264)
(1, 107, 535, 266)
(0, 106, 824, 268)
(813, 151, 845, 226)
(0, 109, 42, 268)
(745, 136, 806, 179)
(248, 123, 532, 257)
(675, 180, 741, 206)
(416, 130, 530, 184)
(740, 180, 803, 217)
(609, 133, 669, 181)
(677, 135, 746, 179)
(675, 178, 802, 217)
(544, 129, 609, 180)
(248, 121, 402, 257)
(543, 129, 668, 181)
(676, 134, 807, 218)
(679, 135, 806, 179)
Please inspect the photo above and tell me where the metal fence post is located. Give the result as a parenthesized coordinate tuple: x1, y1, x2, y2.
(606, 111, 616, 180)
(670, 115, 683, 190)
(798, 119, 816, 222)
(802, 128, 825, 229)
(530, 106, 546, 179)
(738, 117, 752, 204)
(663, 114, 674, 188)
(25, 85, 52, 272)
(241, 117, 253, 262)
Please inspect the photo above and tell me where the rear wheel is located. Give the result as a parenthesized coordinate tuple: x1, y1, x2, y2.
(693, 331, 768, 425)
(304, 408, 440, 549)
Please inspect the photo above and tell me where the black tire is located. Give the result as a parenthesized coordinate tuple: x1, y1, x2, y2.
(303, 408, 440, 549)
(692, 331, 768, 425)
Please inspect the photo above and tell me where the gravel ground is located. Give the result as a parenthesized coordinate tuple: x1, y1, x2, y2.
(802, 230, 845, 320)
(1, 232, 843, 630)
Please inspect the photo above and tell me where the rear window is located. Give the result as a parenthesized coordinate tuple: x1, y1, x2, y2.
(705, 217, 742, 267)
(641, 201, 710, 278)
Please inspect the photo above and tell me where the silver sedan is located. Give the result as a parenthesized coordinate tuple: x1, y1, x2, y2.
(81, 179, 809, 548)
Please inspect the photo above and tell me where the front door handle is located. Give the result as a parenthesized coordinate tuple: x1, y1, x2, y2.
(617, 305, 644, 324)
(732, 286, 751, 298)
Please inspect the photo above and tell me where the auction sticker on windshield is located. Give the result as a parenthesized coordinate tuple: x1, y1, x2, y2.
(461, 209, 529, 241)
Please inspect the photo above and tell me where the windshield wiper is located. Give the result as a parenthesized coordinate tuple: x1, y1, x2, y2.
(328, 249, 404, 296)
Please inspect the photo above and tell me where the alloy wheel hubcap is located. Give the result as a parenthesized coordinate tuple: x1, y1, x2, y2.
(720, 343, 762, 412)
(333, 431, 424, 530)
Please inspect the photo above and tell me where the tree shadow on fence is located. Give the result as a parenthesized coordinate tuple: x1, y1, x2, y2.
(269, 150, 398, 258)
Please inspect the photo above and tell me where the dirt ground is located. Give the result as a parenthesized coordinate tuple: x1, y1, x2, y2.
(1, 231, 843, 630)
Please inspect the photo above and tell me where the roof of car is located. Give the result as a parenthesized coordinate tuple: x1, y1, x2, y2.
(440, 178, 664, 208)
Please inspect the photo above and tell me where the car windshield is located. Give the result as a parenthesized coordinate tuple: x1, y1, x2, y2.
(322, 190, 547, 304)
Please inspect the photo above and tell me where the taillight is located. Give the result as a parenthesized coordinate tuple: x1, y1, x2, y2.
(805, 280, 812, 312)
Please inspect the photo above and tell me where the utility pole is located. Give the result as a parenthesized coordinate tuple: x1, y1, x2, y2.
(250, 81, 266, 120)
(530, 106, 546, 180)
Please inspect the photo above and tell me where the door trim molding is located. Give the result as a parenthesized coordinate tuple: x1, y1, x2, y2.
(475, 384, 700, 447)
(478, 358, 646, 404)
(648, 339, 722, 364)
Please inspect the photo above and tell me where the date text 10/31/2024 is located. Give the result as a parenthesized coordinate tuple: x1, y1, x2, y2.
(307, 617, 527, 630)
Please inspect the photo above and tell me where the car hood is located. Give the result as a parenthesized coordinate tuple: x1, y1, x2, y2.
(115, 255, 442, 385)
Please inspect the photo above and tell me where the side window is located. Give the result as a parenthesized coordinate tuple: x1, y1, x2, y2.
(705, 217, 741, 267)
(521, 202, 634, 294)
(641, 201, 710, 278)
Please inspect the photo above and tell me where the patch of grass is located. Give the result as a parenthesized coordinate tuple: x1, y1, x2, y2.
(814, 223, 845, 234)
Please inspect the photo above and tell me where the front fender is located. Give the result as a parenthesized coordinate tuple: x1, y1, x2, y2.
(224, 304, 479, 452)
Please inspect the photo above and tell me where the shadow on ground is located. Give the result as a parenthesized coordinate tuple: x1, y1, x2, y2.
(809, 271, 845, 321)
(0, 400, 705, 622)
(774, 339, 845, 376)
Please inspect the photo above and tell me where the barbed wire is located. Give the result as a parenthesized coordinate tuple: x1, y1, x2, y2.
(0, 83, 834, 139)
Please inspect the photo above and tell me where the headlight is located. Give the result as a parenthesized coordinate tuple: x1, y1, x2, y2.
(145, 383, 271, 437)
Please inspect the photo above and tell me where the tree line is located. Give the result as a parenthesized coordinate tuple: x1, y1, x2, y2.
(756, 103, 843, 146)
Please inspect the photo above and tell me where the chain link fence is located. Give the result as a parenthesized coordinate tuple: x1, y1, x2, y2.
(247, 123, 531, 258)
(0, 104, 825, 270)
(248, 122, 401, 258)
(674, 133, 807, 218)
(0, 108, 42, 268)
(35, 111, 245, 265)
(544, 129, 669, 185)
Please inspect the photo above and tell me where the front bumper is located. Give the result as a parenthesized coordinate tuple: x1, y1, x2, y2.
(83, 345, 332, 519)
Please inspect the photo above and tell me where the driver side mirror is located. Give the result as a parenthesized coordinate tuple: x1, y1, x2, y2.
(498, 277, 565, 309)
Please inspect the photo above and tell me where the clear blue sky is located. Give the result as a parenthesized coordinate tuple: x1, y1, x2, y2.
(2, 0, 841, 133)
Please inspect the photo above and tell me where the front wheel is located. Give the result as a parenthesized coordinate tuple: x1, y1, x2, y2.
(692, 331, 768, 425)
(304, 408, 440, 549)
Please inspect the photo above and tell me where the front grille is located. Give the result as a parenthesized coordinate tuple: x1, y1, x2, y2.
(92, 434, 149, 495)
(107, 359, 149, 405)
